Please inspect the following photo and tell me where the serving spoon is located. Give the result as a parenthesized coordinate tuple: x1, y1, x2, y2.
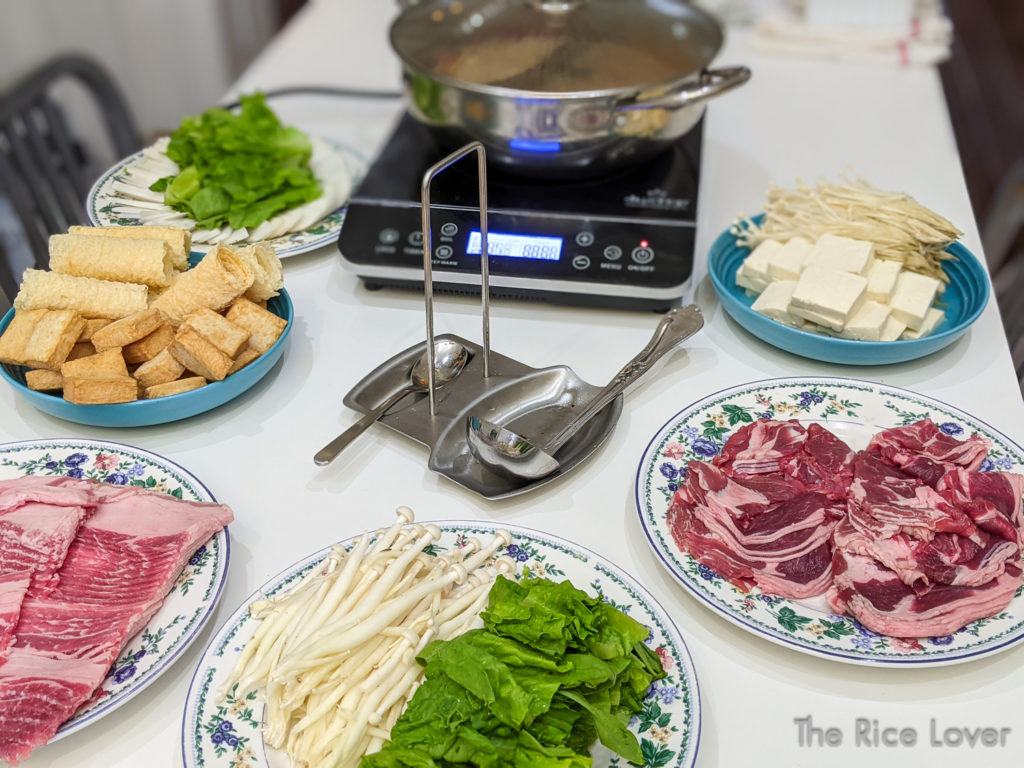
(314, 339, 469, 466)
(466, 305, 704, 480)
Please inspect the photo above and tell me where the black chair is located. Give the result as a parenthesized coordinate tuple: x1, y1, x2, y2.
(0, 54, 141, 303)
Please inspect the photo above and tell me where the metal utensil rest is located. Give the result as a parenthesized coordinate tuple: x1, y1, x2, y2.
(421, 141, 490, 414)
(338, 142, 627, 498)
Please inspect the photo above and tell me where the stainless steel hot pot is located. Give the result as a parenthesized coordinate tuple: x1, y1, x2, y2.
(390, 0, 750, 174)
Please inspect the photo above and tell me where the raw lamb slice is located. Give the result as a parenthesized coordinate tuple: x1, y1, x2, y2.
(937, 468, 1024, 539)
(713, 419, 808, 475)
(848, 453, 924, 506)
(0, 647, 109, 766)
(0, 571, 31, 659)
(833, 518, 1019, 590)
(827, 550, 1021, 637)
(845, 496, 981, 546)
(782, 423, 855, 500)
(866, 419, 990, 487)
(667, 459, 843, 598)
(714, 420, 854, 499)
(0, 485, 233, 766)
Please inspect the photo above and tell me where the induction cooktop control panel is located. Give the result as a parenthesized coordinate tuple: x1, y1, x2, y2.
(336, 113, 702, 310)
(338, 202, 695, 292)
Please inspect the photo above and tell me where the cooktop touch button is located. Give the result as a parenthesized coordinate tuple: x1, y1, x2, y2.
(440, 223, 459, 237)
(631, 246, 655, 264)
(435, 245, 454, 259)
(575, 231, 594, 247)
(604, 245, 622, 260)
(379, 228, 400, 244)
(572, 255, 591, 270)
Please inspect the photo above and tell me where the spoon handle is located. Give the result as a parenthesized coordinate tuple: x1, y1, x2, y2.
(313, 387, 413, 466)
(545, 305, 704, 451)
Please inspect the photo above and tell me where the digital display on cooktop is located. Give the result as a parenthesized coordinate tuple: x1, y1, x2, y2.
(466, 231, 562, 261)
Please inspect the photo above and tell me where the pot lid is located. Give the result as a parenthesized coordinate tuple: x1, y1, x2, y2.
(390, 0, 724, 94)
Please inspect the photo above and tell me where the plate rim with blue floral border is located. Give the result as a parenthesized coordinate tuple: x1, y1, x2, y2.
(181, 520, 701, 768)
(0, 438, 230, 741)
(634, 376, 1024, 667)
(86, 138, 367, 259)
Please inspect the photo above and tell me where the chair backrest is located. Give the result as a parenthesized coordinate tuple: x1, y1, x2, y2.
(0, 54, 141, 303)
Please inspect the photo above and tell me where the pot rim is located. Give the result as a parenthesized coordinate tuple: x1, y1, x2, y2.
(392, 47, 709, 103)
(388, 0, 724, 103)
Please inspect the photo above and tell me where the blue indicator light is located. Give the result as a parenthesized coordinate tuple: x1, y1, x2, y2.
(508, 138, 562, 153)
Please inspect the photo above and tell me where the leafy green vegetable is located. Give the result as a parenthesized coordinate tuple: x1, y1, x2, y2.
(361, 575, 666, 768)
(150, 92, 321, 230)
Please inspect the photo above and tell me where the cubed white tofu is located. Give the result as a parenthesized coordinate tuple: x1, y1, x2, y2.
(736, 262, 769, 294)
(735, 239, 781, 293)
(890, 271, 941, 331)
(751, 280, 800, 326)
(805, 233, 876, 275)
(789, 267, 868, 332)
(800, 320, 826, 334)
(880, 315, 908, 341)
(900, 307, 946, 339)
(839, 301, 891, 341)
(865, 259, 903, 303)
(766, 237, 813, 281)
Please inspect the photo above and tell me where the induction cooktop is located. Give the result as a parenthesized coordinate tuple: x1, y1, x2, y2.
(337, 113, 703, 311)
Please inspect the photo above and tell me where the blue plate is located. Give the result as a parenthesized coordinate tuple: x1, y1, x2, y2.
(0, 260, 292, 427)
(707, 219, 990, 365)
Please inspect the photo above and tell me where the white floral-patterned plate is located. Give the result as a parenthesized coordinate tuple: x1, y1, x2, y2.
(86, 137, 367, 258)
(181, 521, 701, 768)
(635, 377, 1024, 666)
(0, 439, 230, 740)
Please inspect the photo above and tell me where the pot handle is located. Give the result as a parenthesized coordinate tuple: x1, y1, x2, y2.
(615, 66, 751, 112)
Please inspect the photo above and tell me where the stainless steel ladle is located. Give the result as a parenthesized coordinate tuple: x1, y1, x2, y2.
(466, 304, 704, 480)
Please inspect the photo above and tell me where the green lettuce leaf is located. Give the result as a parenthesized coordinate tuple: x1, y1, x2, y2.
(362, 576, 667, 768)
(151, 92, 321, 230)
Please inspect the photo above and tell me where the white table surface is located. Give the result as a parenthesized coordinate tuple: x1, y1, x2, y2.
(12, 4, 1024, 768)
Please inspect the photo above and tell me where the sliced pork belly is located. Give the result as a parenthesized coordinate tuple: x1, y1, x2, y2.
(0, 571, 31, 659)
(867, 419, 990, 487)
(0, 476, 95, 515)
(0, 501, 92, 599)
(0, 477, 98, 664)
(0, 484, 233, 765)
(48, 488, 232, 613)
(0, 647, 109, 766)
(827, 550, 1021, 637)
(14, 598, 151, 665)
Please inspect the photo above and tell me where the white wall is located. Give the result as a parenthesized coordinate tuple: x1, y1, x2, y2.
(0, 0, 280, 282)
(0, 0, 277, 151)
